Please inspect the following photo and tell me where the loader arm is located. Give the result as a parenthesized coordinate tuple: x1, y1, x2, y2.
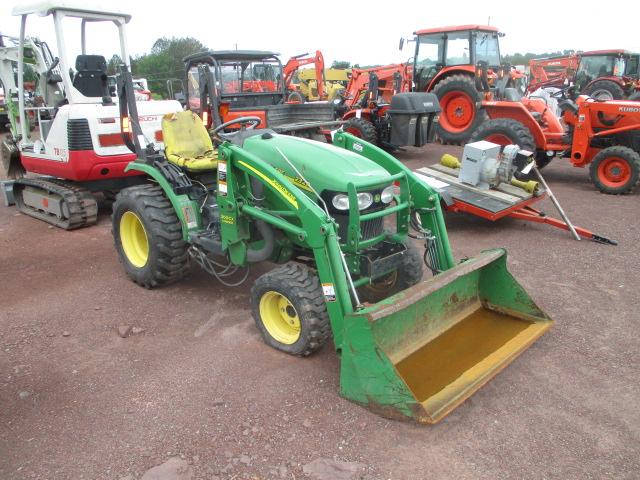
(332, 131, 456, 270)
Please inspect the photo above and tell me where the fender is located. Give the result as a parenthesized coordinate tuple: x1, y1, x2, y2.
(426, 66, 476, 91)
(342, 108, 375, 121)
(124, 161, 201, 240)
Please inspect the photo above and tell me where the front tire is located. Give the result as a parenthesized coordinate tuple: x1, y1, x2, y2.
(432, 74, 485, 144)
(343, 117, 378, 144)
(251, 263, 330, 356)
(112, 185, 189, 288)
(589, 146, 640, 194)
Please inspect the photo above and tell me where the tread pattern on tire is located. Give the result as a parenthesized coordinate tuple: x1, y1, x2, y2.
(470, 117, 536, 152)
(112, 184, 189, 288)
(589, 145, 640, 195)
(583, 79, 625, 100)
(432, 74, 485, 145)
(251, 262, 331, 357)
(344, 117, 378, 144)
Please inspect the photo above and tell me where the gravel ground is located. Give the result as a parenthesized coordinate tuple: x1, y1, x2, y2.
(0, 142, 638, 479)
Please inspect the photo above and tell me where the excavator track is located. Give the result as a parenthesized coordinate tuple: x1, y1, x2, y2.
(13, 178, 98, 230)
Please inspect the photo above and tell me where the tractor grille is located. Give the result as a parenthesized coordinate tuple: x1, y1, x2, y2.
(67, 119, 93, 151)
(335, 213, 384, 242)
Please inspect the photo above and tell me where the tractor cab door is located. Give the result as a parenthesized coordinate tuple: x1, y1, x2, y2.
(473, 31, 501, 69)
(623, 55, 639, 79)
(576, 55, 617, 89)
(414, 34, 445, 91)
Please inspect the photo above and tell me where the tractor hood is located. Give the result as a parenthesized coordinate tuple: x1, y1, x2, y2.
(241, 134, 392, 194)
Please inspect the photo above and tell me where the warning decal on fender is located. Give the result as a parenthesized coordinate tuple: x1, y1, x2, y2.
(322, 283, 336, 302)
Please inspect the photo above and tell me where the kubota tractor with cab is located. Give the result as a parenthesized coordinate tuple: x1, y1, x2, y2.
(470, 77, 640, 194)
(402, 24, 524, 144)
(528, 50, 640, 101)
(184, 50, 341, 141)
(109, 68, 553, 424)
(1, 4, 182, 229)
(574, 50, 640, 101)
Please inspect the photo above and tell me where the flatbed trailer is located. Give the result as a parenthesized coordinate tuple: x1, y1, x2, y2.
(415, 164, 616, 245)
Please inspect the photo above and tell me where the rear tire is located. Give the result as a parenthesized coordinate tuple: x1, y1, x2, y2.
(343, 117, 378, 144)
(112, 185, 189, 288)
(470, 118, 545, 177)
(432, 74, 485, 144)
(589, 146, 640, 194)
(628, 91, 640, 102)
(583, 80, 625, 101)
(251, 263, 330, 356)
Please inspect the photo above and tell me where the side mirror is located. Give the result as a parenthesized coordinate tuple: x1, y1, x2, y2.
(399, 37, 405, 51)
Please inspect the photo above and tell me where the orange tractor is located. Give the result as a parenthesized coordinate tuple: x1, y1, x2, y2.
(528, 50, 640, 101)
(470, 72, 640, 194)
(334, 63, 413, 145)
(402, 24, 524, 144)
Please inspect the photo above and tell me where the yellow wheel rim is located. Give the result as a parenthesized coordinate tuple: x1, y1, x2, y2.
(120, 211, 149, 268)
(259, 291, 301, 345)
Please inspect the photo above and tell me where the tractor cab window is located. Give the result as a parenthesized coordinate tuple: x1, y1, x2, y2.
(474, 32, 500, 66)
(445, 31, 470, 66)
(415, 34, 444, 90)
(625, 56, 639, 77)
(577, 55, 618, 85)
(218, 60, 282, 94)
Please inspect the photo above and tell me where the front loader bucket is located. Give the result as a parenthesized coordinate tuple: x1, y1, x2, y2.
(339, 249, 552, 424)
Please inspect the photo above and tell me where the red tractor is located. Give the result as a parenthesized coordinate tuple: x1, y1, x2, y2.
(334, 63, 412, 145)
(528, 50, 640, 101)
(470, 77, 640, 194)
(403, 24, 524, 144)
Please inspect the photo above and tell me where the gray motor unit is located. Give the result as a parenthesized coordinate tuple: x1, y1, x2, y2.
(388, 92, 440, 147)
(459, 141, 533, 190)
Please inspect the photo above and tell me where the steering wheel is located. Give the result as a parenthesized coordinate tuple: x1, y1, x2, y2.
(550, 84, 575, 100)
(210, 116, 262, 138)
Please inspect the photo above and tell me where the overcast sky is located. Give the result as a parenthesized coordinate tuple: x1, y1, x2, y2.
(3, 0, 639, 69)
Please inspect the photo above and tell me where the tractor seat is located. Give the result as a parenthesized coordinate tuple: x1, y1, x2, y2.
(73, 55, 109, 98)
(162, 111, 218, 171)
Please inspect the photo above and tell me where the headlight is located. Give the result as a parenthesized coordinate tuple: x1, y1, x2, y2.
(357, 192, 373, 210)
(332, 193, 350, 210)
(331, 192, 373, 210)
(381, 185, 394, 203)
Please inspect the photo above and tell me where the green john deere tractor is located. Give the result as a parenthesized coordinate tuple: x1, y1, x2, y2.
(110, 68, 553, 424)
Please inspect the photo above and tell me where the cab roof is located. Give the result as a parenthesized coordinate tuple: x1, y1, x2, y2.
(415, 24, 499, 35)
(184, 50, 280, 64)
(12, 1, 131, 22)
(581, 49, 635, 57)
